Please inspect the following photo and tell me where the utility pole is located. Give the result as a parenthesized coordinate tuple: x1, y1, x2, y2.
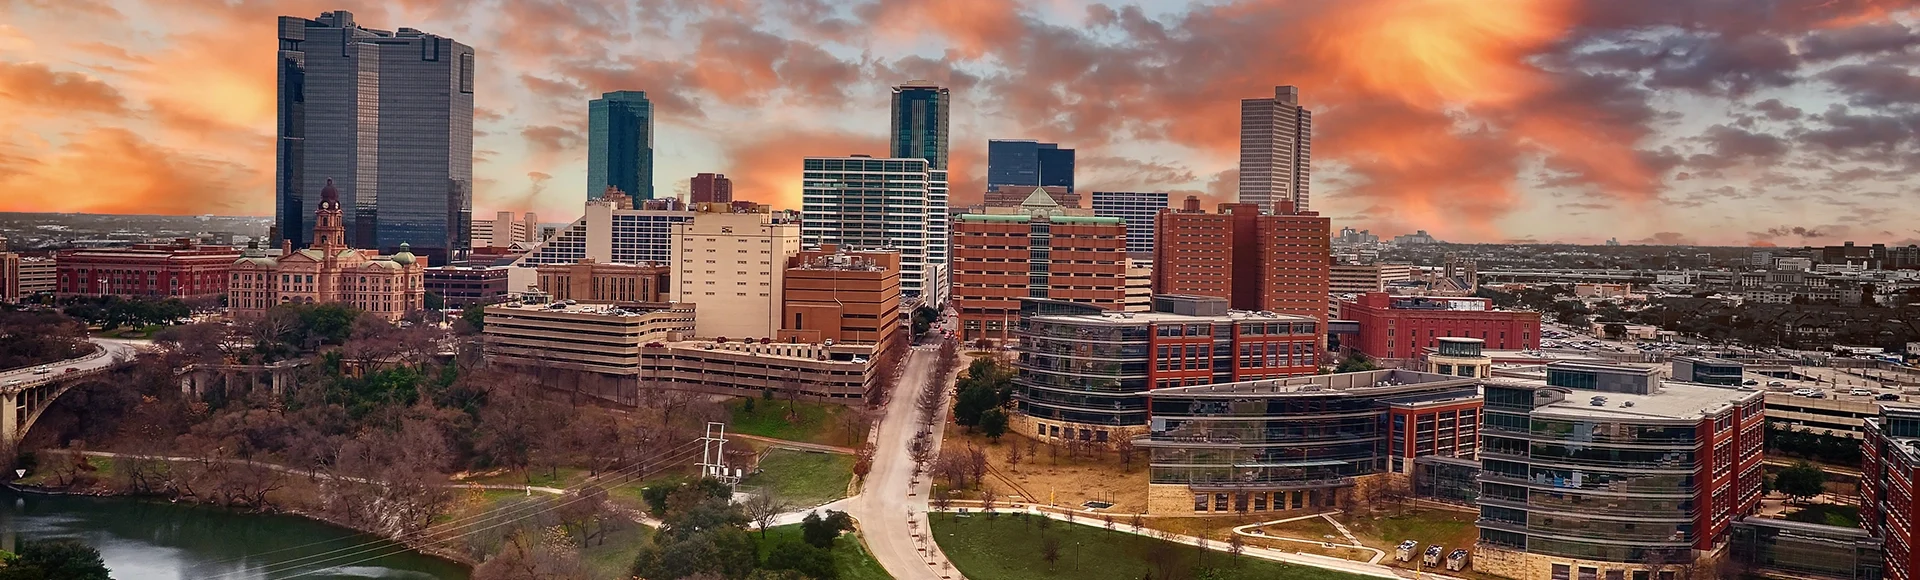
(699, 422, 742, 490)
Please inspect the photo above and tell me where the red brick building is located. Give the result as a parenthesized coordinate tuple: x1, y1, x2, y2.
(56, 239, 241, 300)
(1339, 292, 1539, 360)
(691, 173, 733, 204)
(1864, 405, 1920, 580)
(1152, 201, 1329, 323)
(952, 192, 1127, 344)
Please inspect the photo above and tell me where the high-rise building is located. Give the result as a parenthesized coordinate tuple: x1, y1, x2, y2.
(669, 208, 803, 340)
(890, 82, 950, 170)
(1863, 405, 1920, 580)
(1238, 85, 1312, 213)
(1091, 191, 1170, 256)
(690, 173, 732, 205)
(987, 140, 1075, 192)
(424, 264, 511, 308)
(1476, 362, 1765, 579)
(588, 91, 654, 200)
(1152, 202, 1330, 323)
(951, 190, 1127, 344)
(275, 10, 474, 266)
(801, 156, 947, 298)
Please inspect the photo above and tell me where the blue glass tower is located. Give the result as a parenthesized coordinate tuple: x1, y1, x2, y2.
(588, 90, 653, 199)
(890, 82, 949, 170)
(987, 139, 1074, 192)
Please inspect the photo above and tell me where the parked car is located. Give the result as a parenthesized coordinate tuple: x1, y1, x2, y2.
(1807, 391, 1828, 399)
(1879, 393, 1902, 401)
(1768, 380, 1787, 387)
(1851, 389, 1875, 396)
(1792, 389, 1815, 397)
(1742, 379, 1759, 386)
(4, 380, 19, 387)
(32, 366, 50, 375)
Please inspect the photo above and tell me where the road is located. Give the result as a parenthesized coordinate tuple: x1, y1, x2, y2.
(841, 344, 958, 580)
(0, 337, 144, 390)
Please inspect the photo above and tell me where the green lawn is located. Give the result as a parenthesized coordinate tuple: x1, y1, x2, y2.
(728, 399, 866, 447)
(753, 523, 891, 580)
(1783, 503, 1861, 528)
(1343, 508, 1478, 552)
(741, 448, 856, 508)
(580, 523, 653, 579)
(932, 513, 1370, 580)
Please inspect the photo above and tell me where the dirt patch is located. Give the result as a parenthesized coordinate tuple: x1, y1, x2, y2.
(944, 426, 1150, 514)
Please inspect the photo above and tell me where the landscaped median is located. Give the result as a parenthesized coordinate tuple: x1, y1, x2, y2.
(929, 503, 1394, 580)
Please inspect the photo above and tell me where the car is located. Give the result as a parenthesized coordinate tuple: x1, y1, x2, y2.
(1792, 388, 1815, 397)
(3, 379, 19, 387)
(1879, 393, 1902, 401)
(1808, 391, 1828, 399)
(1851, 389, 1875, 396)
(64, 367, 77, 373)
(1768, 380, 1787, 387)
(32, 366, 50, 374)
(1743, 379, 1759, 386)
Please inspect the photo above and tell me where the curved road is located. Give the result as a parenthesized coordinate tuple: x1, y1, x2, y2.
(841, 345, 959, 580)
(0, 338, 144, 390)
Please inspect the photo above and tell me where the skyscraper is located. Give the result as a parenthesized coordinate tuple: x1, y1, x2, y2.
(589, 91, 654, 200)
(987, 140, 1076, 192)
(690, 173, 732, 205)
(275, 10, 475, 266)
(889, 82, 950, 170)
(1090, 191, 1169, 255)
(1238, 85, 1312, 213)
(801, 156, 945, 298)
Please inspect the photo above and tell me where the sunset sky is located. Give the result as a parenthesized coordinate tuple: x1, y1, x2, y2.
(1, 0, 1916, 246)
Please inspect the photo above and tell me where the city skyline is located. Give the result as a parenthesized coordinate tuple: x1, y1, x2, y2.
(2, 1, 1918, 246)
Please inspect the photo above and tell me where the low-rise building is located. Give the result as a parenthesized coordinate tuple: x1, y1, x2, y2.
(1729, 518, 1884, 580)
(1340, 292, 1540, 361)
(780, 245, 901, 353)
(1862, 405, 1920, 580)
(669, 207, 803, 340)
(1765, 392, 1881, 439)
(15, 255, 56, 299)
(482, 301, 695, 375)
(1330, 262, 1413, 295)
(1140, 368, 1481, 515)
(228, 181, 427, 321)
(1475, 362, 1765, 580)
(1015, 294, 1320, 444)
(56, 239, 241, 300)
(1124, 259, 1152, 312)
(1672, 356, 1745, 386)
(424, 264, 511, 308)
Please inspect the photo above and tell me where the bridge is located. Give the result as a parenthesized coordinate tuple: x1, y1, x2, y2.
(0, 338, 144, 454)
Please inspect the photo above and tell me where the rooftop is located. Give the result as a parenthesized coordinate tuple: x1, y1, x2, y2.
(1498, 377, 1757, 421)
(487, 301, 689, 317)
(1030, 308, 1316, 326)
(1150, 368, 1479, 399)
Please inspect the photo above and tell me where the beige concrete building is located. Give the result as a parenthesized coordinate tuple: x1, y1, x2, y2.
(1124, 259, 1152, 312)
(669, 207, 801, 340)
(1329, 262, 1412, 295)
(482, 301, 695, 376)
(640, 340, 882, 401)
(15, 256, 56, 299)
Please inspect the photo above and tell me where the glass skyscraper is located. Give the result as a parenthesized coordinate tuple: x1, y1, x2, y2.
(801, 156, 946, 297)
(275, 10, 474, 266)
(889, 82, 949, 170)
(588, 91, 654, 200)
(988, 140, 1076, 192)
(1239, 85, 1311, 214)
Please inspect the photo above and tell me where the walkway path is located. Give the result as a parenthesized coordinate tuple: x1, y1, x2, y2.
(1226, 511, 1387, 565)
(731, 432, 857, 455)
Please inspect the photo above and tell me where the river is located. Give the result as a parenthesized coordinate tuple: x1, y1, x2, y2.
(0, 488, 470, 580)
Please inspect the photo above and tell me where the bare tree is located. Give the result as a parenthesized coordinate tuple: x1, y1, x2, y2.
(979, 485, 999, 524)
(745, 491, 789, 538)
(1102, 513, 1115, 531)
(1007, 440, 1023, 472)
(1143, 535, 1181, 580)
(1041, 536, 1063, 571)
(1195, 535, 1210, 566)
(967, 446, 989, 487)
(1130, 512, 1145, 532)
(931, 488, 954, 513)
(1113, 427, 1140, 470)
(1227, 533, 1246, 566)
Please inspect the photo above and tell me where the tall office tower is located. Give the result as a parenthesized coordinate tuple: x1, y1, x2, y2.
(987, 140, 1076, 192)
(690, 173, 733, 205)
(276, 10, 476, 266)
(890, 82, 950, 170)
(801, 156, 945, 298)
(1238, 85, 1312, 213)
(589, 91, 654, 200)
(1153, 201, 1330, 323)
(1090, 191, 1169, 255)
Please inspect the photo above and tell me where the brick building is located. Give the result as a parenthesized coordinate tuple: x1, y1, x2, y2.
(1152, 201, 1330, 323)
(952, 190, 1127, 344)
(780, 245, 901, 354)
(424, 264, 511, 308)
(691, 172, 733, 204)
(1339, 292, 1540, 360)
(1863, 405, 1920, 580)
(536, 259, 670, 304)
(56, 239, 241, 300)
(228, 179, 428, 321)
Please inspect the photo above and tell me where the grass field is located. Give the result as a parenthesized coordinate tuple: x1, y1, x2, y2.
(580, 524, 653, 579)
(728, 399, 867, 447)
(932, 512, 1371, 580)
(741, 448, 855, 508)
(1340, 508, 1478, 573)
(753, 523, 891, 580)
(1783, 503, 1861, 528)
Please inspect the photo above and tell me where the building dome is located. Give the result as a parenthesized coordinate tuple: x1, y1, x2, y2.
(391, 242, 416, 265)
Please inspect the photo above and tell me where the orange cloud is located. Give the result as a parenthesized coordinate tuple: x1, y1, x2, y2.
(0, 128, 267, 215)
(0, 61, 127, 113)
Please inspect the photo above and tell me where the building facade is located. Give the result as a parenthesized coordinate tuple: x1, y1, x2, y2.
(483, 301, 694, 375)
(275, 10, 474, 265)
(1475, 362, 1766, 579)
(472, 211, 540, 249)
(780, 245, 901, 352)
(1862, 405, 1920, 580)
(1091, 191, 1170, 256)
(12, 256, 54, 300)
(509, 193, 696, 293)
(1672, 356, 1745, 386)
(890, 82, 950, 171)
(1340, 292, 1540, 360)
(1015, 295, 1320, 442)
(986, 139, 1075, 192)
(984, 185, 1078, 209)
(1330, 263, 1414, 295)
(55, 240, 241, 300)
(231, 179, 428, 321)
(424, 264, 510, 308)
(800, 156, 947, 298)
(669, 208, 802, 340)
(1141, 369, 1481, 515)
(691, 173, 733, 205)
(588, 91, 653, 199)
(1152, 202, 1331, 323)
(951, 191, 1128, 344)
(1238, 85, 1312, 213)
(1729, 518, 1884, 580)
(536, 260, 670, 304)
